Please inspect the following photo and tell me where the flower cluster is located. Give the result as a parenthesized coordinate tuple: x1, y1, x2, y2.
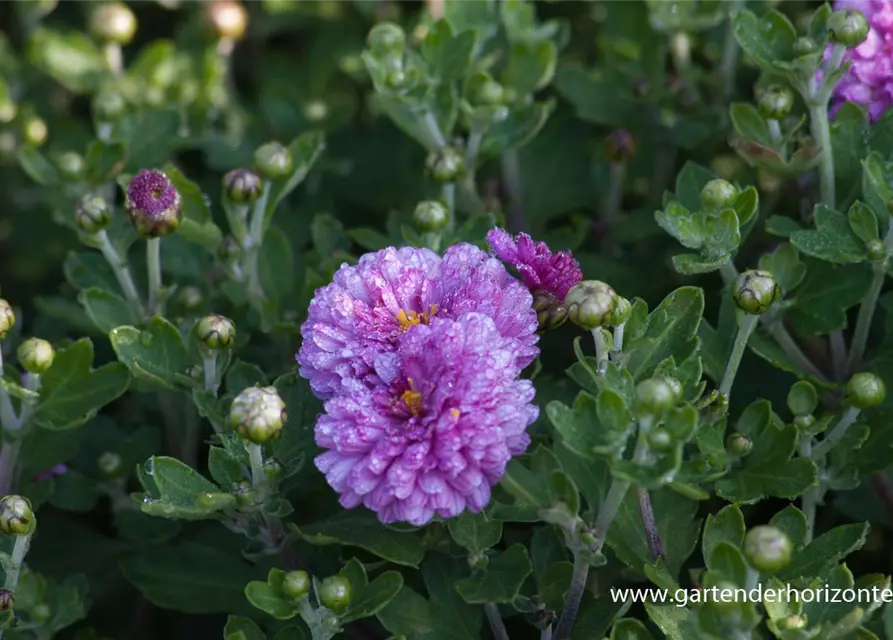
(298, 242, 541, 525)
(830, 0, 893, 121)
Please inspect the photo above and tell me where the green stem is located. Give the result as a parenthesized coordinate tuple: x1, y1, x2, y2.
(811, 405, 862, 461)
(719, 0, 744, 100)
(0, 440, 22, 497)
(847, 261, 885, 374)
(96, 230, 145, 317)
(443, 183, 456, 232)
(247, 442, 265, 492)
(612, 323, 626, 356)
(16, 373, 39, 431)
(244, 183, 272, 307)
(669, 31, 691, 72)
(798, 437, 821, 544)
(202, 351, 219, 396)
(809, 101, 835, 209)
(422, 111, 446, 149)
(766, 321, 829, 383)
(0, 346, 18, 430)
(146, 238, 163, 316)
(719, 313, 758, 398)
(829, 331, 848, 382)
(603, 162, 626, 255)
(483, 603, 509, 640)
(591, 328, 612, 376)
(103, 43, 123, 76)
(767, 119, 783, 147)
(553, 551, 589, 640)
(501, 148, 529, 233)
(0, 533, 34, 639)
(637, 486, 663, 562)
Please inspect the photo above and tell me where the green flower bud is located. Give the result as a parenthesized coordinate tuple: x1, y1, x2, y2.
(263, 458, 283, 478)
(31, 603, 51, 622)
(282, 570, 311, 599)
(197, 314, 236, 350)
(0, 299, 16, 339)
(93, 90, 127, 121)
(467, 550, 489, 569)
(0, 99, 15, 125)
(846, 372, 886, 409)
(367, 22, 405, 54)
(757, 84, 794, 120)
(17, 338, 55, 374)
(604, 130, 637, 163)
(532, 289, 569, 333)
(0, 590, 13, 611)
(828, 8, 870, 48)
(23, 116, 47, 147)
(318, 575, 351, 613)
(217, 235, 243, 263)
(565, 280, 622, 330)
(611, 296, 633, 326)
(254, 142, 293, 179)
(302, 99, 328, 123)
(425, 147, 465, 184)
(470, 80, 505, 107)
(55, 151, 84, 181)
(706, 580, 740, 612)
(635, 378, 678, 415)
(413, 200, 449, 232)
(229, 386, 287, 443)
(89, 1, 137, 44)
(787, 380, 818, 417)
(97, 450, 124, 478)
(794, 36, 818, 56)
(205, 0, 248, 40)
(648, 427, 673, 451)
(223, 168, 263, 203)
(125, 169, 183, 238)
(195, 491, 236, 510)
(743, 525, 793, 573)
(793, 414, 816, 432)
(232, 480, 255, 508)
(578, 524, 597, 548)
(663, 376, 683, 403)
(385, 66, 407, 90)
(867, 239, 886, 264)
(700, 179, 739, 210)
(733, 269, 781, 315)
(177, 286, 204, 312)
(778, 614, 806, 631)
(75, 194, 111, 234)
(0, 495, 36, 535)
(725, 432, 752, 457)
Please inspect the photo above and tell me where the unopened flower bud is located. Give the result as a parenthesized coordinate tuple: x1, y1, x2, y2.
(867, 239, 886, 264)
(725, 432, 752, 457)
(648, 427, 673, 451)
(793, 414, 816, 432)
(89, 2, 137, 45)
(565, 280, 621, 330)
(125, 169, 183, 238)
(97, 450, 124, 478)
(282, 570, 311, 599)
(532, 289, 569, 333)
(218, 235, 243, 263)
(794, 37, 818, 56)
(0, 299, 16, 339)
(263, 458, 282, 478)
(17, 338, 54, 374)
(205, 0, 248, 40)
(75, 195, 111, 234)
(413, 200, 449, 232)
(733, 269, 780, 315)
(195, 491, 236, 510)
(706, 581, 739, 612)
(0, 495, 35, 535)
(177, 286, 203, 312)
(0, 590, 13, 611)
(605, 130, 637, 163)
(232, 480, 255, 507)
(55, 151, 84, 181)
(303, 99, 328, 123)
(254, 142, 293, 179)
(223, 168, 263, 203)
(663, 376, 683, 403)
(425, 147, 465, 184)
(743, 525, 792, 573)
(758, 84, 794, 120)
(787, 380, 818, 417)
(31, 603, 50, 622)
(197, 314, 236, 350)
(467, 550, 489, 569)
(367, 22, 405, 54)
(846, 372, 886, 409)
(828, 8, 870, 48)
(635, 378, 678, 415)
(779, 614, 806, 630)
(469, 79, 505, 107)
(700, 179, 739, 210)
(318, 575, 351, 613)
(23, 116, 47, 147)
(229, 386, 286, 443)
(93, 90, 127, 121)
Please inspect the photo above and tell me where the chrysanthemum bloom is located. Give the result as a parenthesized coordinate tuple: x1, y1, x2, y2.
(125, 169, 183, 237)
(297, 244, 539, 399)
(830, 1, 893, 122)
(314, 313, 538, 525)
(486, 228, 582, 301)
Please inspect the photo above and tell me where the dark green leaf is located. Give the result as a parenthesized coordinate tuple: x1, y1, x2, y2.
(296, 511, 425, 567)
(790, 205, 866, 264)
(224, 616, 266, 640)
(702, 504, 745, 564)
(455, 544, 533, 603)
(109, 316, 188, 390)
(447, 512, 503, 553)
(779, 522, 870, 580)
(78, 288, 138, 333)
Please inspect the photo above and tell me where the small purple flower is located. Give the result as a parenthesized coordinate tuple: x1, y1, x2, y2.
(829, 1, 893, 122)
(486, 228, 583, 301)
(297, 244, 538, 399)
(32, 464, 67, 483)
(125, 169, 183, 237)
(314, 313, 538, 525)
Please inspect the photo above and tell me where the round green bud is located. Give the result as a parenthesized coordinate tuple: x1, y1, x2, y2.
(318, 575, 351, 613)
(55, 151, 84, 181)
(75, 194, 111, 234)
(700, 179, 739, 210)
(17, 338, 55, 374)
(93, 90, 126, 121)
(467, 550, 489, 569)
(0, 299, 14, 339)
(223, 168, 263, 204)
(0, 495, 36, 536)
(706, 580, 740, 612)
(0, 590, 13, 611)
(794, 36, 818, 56)
(302, 99, 328, 123)
(578, 524, 597, 549)
(663, 376, 683, 403)
(197, 314, 236, 350)
(205, 0, 248, 40)
(743, 525, 793, 573)
(425, 147, 465, 184)
(97, 450, 124, 478)
(828, 8, 870, 48)
(758, 84, 794, 120)
(282, 570, 311, 599)
(0, 99, 15, 125)
(263, 458, 283, 478)
(846, 372, 886, 409)
(778, 614, 806, 631)
(532, 289, 569, 333)
(385, 67, 407, 90)
(604, 130, 637, 164)
(23, 116, 47, 148)
(89, 2, 137, 45)
(31, 603, 51, 623)
(471, 80, 505, 107)
(217, 235, 243, 263)
(177, 286, 204, 313)
(254, 142, 293, 180)
(867, 239, 886, 264)
(565, 280, 622, 330)
(793, 414, 816, 432)
(635, 378, 678, 415)
(229, 386, 287, 444)
(648, 427, 673, 451)
(413, 200, 449, 232)
(232, 480, 255, 508)
(733, 269, 781, 316)
(367, 22, 405, 54)
(611, 296, 633, 326)
(725, 432, 752, 457)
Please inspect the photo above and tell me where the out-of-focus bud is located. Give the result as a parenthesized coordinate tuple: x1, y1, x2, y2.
(733, 269, 781, 316)
(75, 194, 111, 234)
(0, 299, 16, 340)
(229, 386, 287, 443)
(846, 372, 886, 409)
(177, 286, 204, 313)
(197, 314, 236, 350)
(125, 169, 183, 238)
(635, 378, 678, 415)
(17, 338, 55, 374)
(794, 37, 819, 56)
(827, 8, 870, 48)
(263, 458, 282, 478)
(54, 151, 84, 181)
(725, 432, 752, 457)
(223, 168, 263, 203)
(232, 480, 255, 508)
(318, 575, 351, 613)
(0, 495, 36, 536)
(700, 179, 739, 211)
(205, 0, 248, 40)
(31, 603, 51, 622)
(23, 116, 48, 147)
(793, 415, 816, 432)
(97, 451, 124, 478)
(532, 289, 569, 333)
(218, 236, 243, 263)
(757, 84, 794, 120)
(867, 239, 886, 264)
(647, 427, 673, 451)
(282, 570, 311, 599)
(93, 90, 127, 121)
(743, 525, 792, 573)
(778, 615, 807, 630)
(565, 280, 624, 330)
(0, 590, 13, 611)
(413, 200, 449, 232)
(425, 147, 465, 184)
(367, 22, 405, 55)
(89, 2, 137, 45)
(604, 130, 636, 164)
(254, 142, 293, 179)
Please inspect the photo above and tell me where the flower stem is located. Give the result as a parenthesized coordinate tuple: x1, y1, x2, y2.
(146, 238, 163, 316)
(103, 43, 123, 76)
(829, 330, 848, 382)
(202, 351, 219, 396)
(766, 321, 829, 383)
(719, 0, 744, 100)
(244, 183, 272, 307)
(808, 92, 835, 209)
(553, 551, 590, 640)
(603, 162, 626, 255)
(501, 149, 529, 233)
(0, 346, 18, 430)
(443, 183, 456, 232)
(719, 313, 758, 398)
(767, 119, 783, 146)
(484, 603, 509, 640)
(612, 323, 626, 356)
(847, 261, 885, 374)
(637, 487, 664, 562)
(811, 405, 862, 461)
(247, 441, 265, 492)
(591, 328, 612, 376)
(798, 437, 821, 544)
(96, 230, 145, 317)
(3, 532, 32, 594)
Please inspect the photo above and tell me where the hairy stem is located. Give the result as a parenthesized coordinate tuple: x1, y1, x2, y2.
(638, 487, 664, 562)
(767, 119, 783, 147)
(202, 351, 219, 396)
(146, 238, 163, 316)
(848, 261, 885, 374)
(484, 603, 510, 640)
(811, 405, 862, 460)
(719, 0, 745, 100)
(591, 329, 612, 376)
(553, 551, 590, 640)
(96, 230, 145, 317)
(247, 442, 265, 491)
(720, 314, 758, 398)
(808, 98, 835, 210)
(244, 183, 272, 307)
(0, 532, 33, 638)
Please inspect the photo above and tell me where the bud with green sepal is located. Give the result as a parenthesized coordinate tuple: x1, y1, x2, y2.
(223, 168, 263, 204)
(413, 200, 449, 232)
(17, 338, 55, 374)
(467, 550, 489, 570)
(54, 151, 84, 181)
(565, 280, 625, 330)
(635, 378, 679, 416)
(367, 22, 405, 55)
(229, 386, 287, 444)
(318, 575, 351, 613)
(197, 314, 236, 350)
(282, 570, 311, 599)
(177, 286, 204, 313)
(867, 239, 887, 264)
(89, 1, 137, 44)
(846, 372, 886, 409)
(464, 72, 506, 108)
(204, 0, 248, 41)
(97, 451, 124, 478)
(0, 299, 16, 339)
(647, 427, 673, 452)
(532, 289, 568, 333)
(263, 458, 282, 479)
(827, 8, 870, 48)
(725, 432, 752, 457)
(700, 179, 739, 211)
(218, 235, 243, 263)
(733, 270, 781, 316)
(794, 37, 818, 56)
(425, 147, 465, 184)
(125, 169, 183, 238)
(75, 195, 111, 234)
(254, 142, 293, 180)
(743, 525, 792, 573)
(232, 480, 255, 508)
(0, 495, 36, 535)
(757, 84, 794, 121)
(793, 414, 817, 433)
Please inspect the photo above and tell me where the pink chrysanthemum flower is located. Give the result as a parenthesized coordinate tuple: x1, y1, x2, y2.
(486, 228, 583, 301)
(314, 313, 538, 525)
(830, 0, 893, 122)
(297, 244, 539, 399)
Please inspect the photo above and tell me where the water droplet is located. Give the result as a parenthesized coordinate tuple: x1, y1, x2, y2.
(144, 458, 155, 476)
(202, 193, 212, 207)
(142, 495, 153, 503)
(139, 331, 153, 347)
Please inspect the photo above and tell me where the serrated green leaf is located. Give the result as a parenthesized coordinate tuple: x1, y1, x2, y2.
(109, 316, 188, 390)
(790, 205, 866, 264)
(779, 522, 870, 580)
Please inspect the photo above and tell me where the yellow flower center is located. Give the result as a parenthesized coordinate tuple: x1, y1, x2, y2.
(399, 378, 423, 416)
(395, 304, 439, 331)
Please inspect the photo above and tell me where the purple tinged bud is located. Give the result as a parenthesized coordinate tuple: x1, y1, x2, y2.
(0, 590, 12, 611)
(75, 194, 111, 234)
(605, 130, 637, 163)
(223, 168, 263, 203)
(125, 169, 183, 238)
